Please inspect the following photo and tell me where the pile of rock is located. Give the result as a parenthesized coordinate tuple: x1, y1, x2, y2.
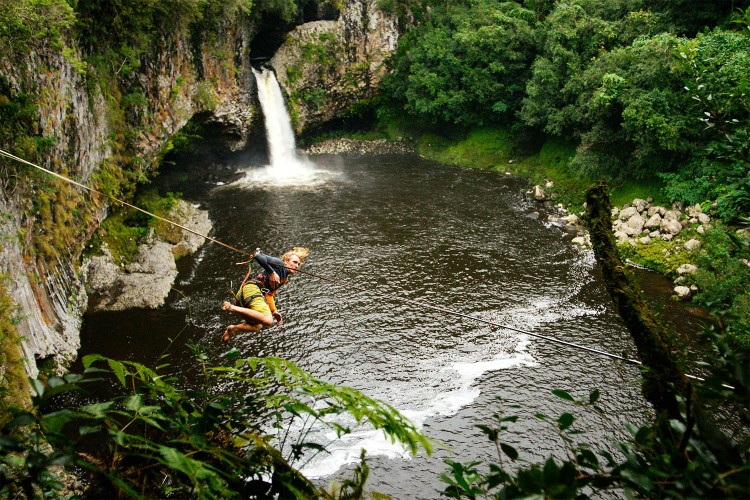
(535, 188, 712, 300)
(612, 199, 711, 249)
(306, 138, 414, 155)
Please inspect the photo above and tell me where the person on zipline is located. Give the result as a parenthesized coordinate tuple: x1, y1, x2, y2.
(221, 247, 310, 342)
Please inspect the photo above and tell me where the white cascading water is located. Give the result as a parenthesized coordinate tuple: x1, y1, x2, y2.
(251, 67, 312, 180)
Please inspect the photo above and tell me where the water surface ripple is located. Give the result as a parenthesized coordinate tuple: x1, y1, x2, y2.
(81, 152, 653, 498)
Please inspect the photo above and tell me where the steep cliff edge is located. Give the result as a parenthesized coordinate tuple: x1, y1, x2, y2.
(0, 0, 399, 390)
(0, 8, 257, 380)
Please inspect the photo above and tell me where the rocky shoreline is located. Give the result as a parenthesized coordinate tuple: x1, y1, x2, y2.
(84, 200, 212, 312)
(305, 137, 414, 155)
(533, 182, 710, 300)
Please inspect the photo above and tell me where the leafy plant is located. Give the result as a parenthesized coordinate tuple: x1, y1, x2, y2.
(440, 387, 750, 498)
(0, 350, 431, 498)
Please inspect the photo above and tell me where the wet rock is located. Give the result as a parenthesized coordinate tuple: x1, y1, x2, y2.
(572, 234, 591, 247)
(306, 138, 413, 155)
(562, 214, 579, 225)
(532, 185, 547, 201)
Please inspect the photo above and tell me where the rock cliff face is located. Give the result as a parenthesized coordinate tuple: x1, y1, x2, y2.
(270, 0, 399, 131)
(0, 18, 257, 378)
(0, 1, 399, 380)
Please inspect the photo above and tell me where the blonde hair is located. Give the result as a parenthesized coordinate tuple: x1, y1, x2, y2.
(283, 247, 310, 264)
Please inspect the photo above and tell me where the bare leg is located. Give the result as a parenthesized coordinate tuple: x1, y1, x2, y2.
(222, 301, 273, 326)
(222, 321, 263, 343)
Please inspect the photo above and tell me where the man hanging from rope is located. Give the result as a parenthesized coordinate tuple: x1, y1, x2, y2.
(221, 247, 310, 342)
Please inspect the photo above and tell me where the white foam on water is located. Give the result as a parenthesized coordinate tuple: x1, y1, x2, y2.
(294, 336, 537, 479)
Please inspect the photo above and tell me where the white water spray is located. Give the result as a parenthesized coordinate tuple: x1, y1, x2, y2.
(252, 67, 311, 178)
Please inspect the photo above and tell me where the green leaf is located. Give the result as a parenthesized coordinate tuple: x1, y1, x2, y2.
(81, 401, 114, 418)
(477, 424, 499, 441)
(589, 389, 600, 404)
(552, 389, 575, 402)
(543, 458, 560, 486)
(500, 442, 519, 460)
(577, 449, 599, 469)
(557, 412, 575, 431)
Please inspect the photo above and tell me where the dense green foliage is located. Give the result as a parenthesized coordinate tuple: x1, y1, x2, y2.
(380, 0, 750, 222)
(0, 351, 431, 498)
(385, 1, 536, 126)
(441, 386, 749, 498)
(687, 226, 750, 349)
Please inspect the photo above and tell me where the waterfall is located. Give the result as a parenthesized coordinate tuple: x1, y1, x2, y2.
(252, 67, 310, 174)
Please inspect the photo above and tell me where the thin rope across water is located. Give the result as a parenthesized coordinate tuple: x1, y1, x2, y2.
(0, 148, 253, 258)
(0, 148, 732, 389)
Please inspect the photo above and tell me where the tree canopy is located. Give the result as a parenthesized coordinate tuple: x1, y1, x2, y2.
(381, 0, 750, 221)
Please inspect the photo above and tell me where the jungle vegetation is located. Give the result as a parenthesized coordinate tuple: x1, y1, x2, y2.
(1, 0, 749, 498)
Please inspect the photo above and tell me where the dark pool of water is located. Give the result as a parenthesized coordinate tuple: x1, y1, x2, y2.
(77, 149, 709, 498)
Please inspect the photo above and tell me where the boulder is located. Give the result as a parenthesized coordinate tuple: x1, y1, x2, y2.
(664, 209, 682, 221)
(618, 206, 638, 221)
(639, 236, 652, 245)
(532, 185, 547, 200)
(660, 218, 682, 235)
(684, 238, 702, 252)
(563, 214, 579, 225)
(644, 213, 662, 229)
(674, 286, 692, 300)
(615, 230, 631, 244)
(625, 213, 645, 233)
(685, 203, 702, 217)
(698, 213, 711, 224)
(677, 264, 698, 275)
(647, 205, 667, 217)
(633, 198, 648, 213)
(572, 234, 591, 247)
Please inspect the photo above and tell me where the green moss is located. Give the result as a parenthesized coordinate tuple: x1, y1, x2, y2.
(618, 236, 694, 276)
(88, 190, 182, 264)
(0, 273, 32, 422)
(417, 127, 515, 169)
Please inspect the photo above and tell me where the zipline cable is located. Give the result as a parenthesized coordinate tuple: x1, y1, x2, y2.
(292, 267, 732, 388)
(0, 148, 734, 389)
(0, 148, 254, 258)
